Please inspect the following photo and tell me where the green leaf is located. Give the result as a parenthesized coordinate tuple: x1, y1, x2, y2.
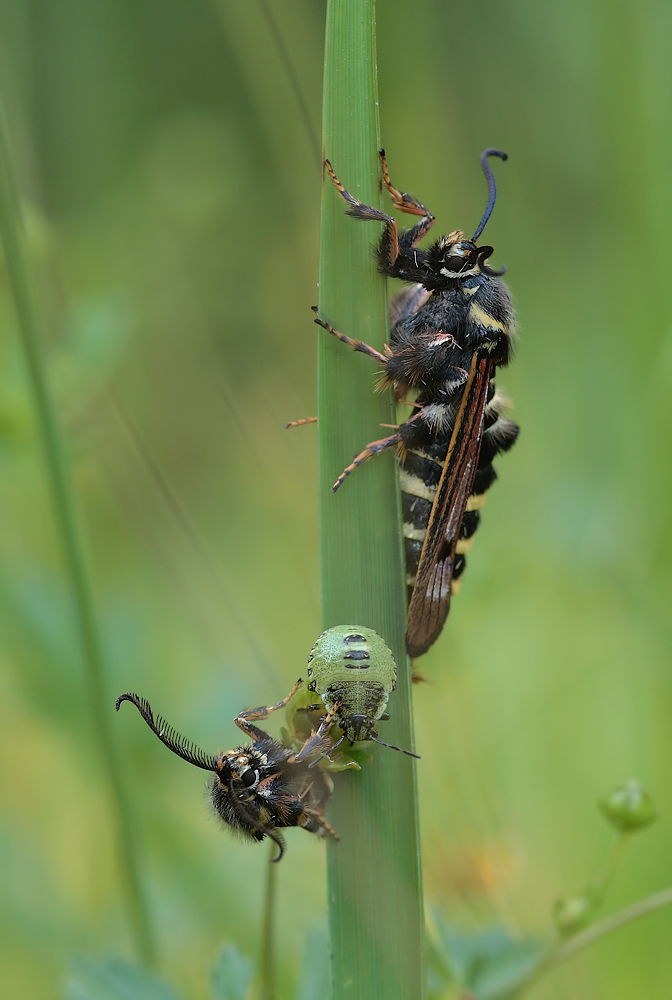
(432, 918, 550, 1000)
(64, 956, 181, 1000)
(210, 944, 253, 1000)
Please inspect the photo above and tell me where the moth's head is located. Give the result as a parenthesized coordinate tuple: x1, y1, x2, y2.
(215, 749, 264, 792)
(212, 746, 289, 860)
(426, 148, 509, 288)
(427, 232, 505, 288)
(436, 233, 480, 279)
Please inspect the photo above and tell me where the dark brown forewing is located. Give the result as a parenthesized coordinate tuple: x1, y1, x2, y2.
(406, 355, 493, 658)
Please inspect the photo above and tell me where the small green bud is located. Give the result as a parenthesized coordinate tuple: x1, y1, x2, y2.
(553, 895, 594, 935)
(598, 780, 658, 833)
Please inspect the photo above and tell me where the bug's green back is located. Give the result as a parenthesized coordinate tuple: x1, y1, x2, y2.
(307, 626, 397, 742)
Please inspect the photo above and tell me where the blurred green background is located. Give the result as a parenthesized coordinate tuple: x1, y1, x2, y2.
(1, 0, 671, 997)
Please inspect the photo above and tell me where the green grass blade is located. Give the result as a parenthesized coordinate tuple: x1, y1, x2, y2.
(0, 100, 155, 964)
(318, 2, 424, 997)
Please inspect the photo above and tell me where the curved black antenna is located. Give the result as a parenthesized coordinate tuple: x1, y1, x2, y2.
(369, 735, 421, 759)
(471, 148, 508, 241)
(116, 693, 219, 771)
(227, 776, 285, 863)
(477, 245, 507, 278)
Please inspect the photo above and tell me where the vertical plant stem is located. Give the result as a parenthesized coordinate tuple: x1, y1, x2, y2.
(587, 833, 631, 904)
(318, 2, 424, 998)
(0, 101, 155, 964)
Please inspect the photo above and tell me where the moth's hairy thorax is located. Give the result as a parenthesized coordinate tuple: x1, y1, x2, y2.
(388, 276, 514, 392)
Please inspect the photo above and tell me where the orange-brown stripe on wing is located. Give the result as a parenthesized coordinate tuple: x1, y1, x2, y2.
(405, 354, 493, 658)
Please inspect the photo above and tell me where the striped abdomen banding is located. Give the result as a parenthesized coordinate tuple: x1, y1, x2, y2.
(400, 386, 518, 604)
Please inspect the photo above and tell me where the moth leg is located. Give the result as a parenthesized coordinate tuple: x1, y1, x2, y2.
(333, 432, 401, 493)
(313, 308, 388, 365)
(300, 807, 340, 841)
(285, 416, 317, 429)
(379, 149, 435, 249)
(234, 678, 303, 737)
(324, 158, 401, 268)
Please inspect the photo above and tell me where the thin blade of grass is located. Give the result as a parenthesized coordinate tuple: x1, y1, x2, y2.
(318, 1, 424, 997)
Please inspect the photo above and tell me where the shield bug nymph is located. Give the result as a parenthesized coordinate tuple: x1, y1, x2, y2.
(299, 625, 420, 762)
(116, 680, 338, 862)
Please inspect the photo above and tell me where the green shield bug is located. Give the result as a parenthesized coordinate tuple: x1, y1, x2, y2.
(301, 625, 420, 762)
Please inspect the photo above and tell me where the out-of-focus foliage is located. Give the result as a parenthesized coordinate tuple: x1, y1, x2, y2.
(64, 956, 182, 1000)
(0, 1, 670, 998)
(63, 944, 252, 1000)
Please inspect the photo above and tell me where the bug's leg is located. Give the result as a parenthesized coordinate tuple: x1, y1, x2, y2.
(293, 703, 340, 763)
(312, 308, 388, 365)
(294, 703, 324, 714)
(332, 432, 400, 493)
(379, 149, 435, 249)
(235, 678, 303, 738)
(285, 417, 317, 429)
(324, 158, 400, 268)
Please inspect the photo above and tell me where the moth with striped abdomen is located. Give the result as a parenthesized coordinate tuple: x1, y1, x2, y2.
(315, 149, 519, 658)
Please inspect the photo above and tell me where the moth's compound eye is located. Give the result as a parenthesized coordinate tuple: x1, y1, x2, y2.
(444, 254, 466, 272)
(241, 769, 259, 788)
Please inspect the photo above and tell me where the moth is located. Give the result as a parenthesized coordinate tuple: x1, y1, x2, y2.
(315, 149, 519, 658)
(116, 681, 338, 862)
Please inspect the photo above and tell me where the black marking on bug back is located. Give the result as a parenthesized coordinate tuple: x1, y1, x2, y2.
(343, 648, 371, 668)
(343, 633, 366, 643)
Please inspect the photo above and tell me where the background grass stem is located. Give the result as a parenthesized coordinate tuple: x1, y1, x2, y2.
(0, 100, 155, 965)
(259, 842, 277, 1000)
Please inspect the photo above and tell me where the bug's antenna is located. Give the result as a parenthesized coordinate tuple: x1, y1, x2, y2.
(227, 777, 286, 862)
(116, 693, 219, 771)
(471, 149, 508, 241)
(369, 735, 421, 759)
